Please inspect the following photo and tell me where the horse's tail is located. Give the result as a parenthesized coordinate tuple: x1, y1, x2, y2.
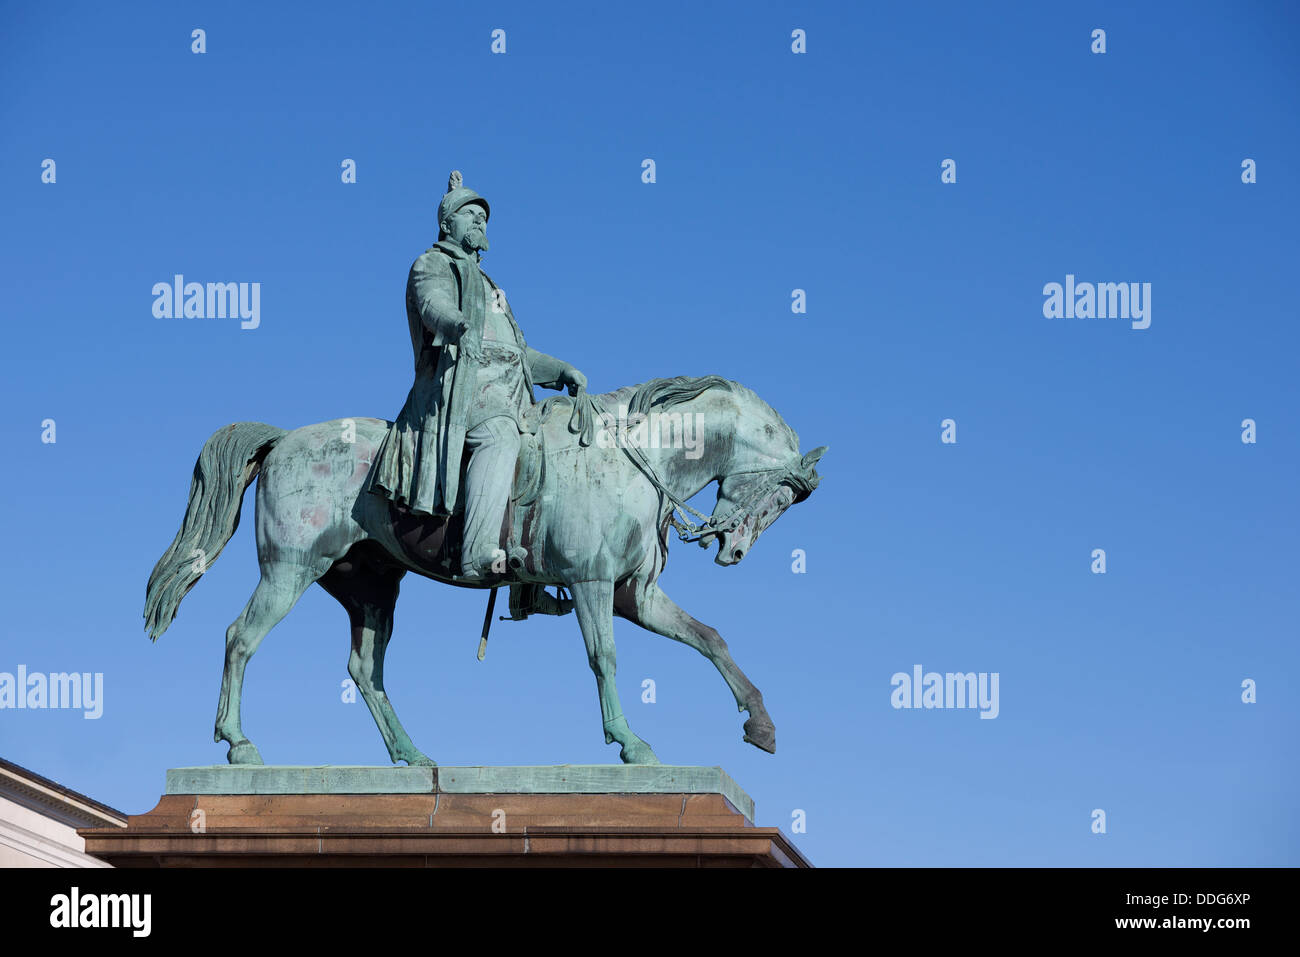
(144, 422, 287, 640)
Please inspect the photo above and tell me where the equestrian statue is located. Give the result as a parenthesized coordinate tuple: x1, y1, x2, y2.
(143, 171, 826, 766)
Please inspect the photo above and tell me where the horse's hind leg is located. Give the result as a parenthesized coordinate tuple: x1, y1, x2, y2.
(317, 556, 434, 767)
(214, 559, 325, 764)
(614, 580, 776, 754)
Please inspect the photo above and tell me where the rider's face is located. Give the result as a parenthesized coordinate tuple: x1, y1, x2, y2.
(443, 204, 489, 253)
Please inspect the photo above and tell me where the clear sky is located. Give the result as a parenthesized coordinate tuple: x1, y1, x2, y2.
(1, 1, 1296, 867)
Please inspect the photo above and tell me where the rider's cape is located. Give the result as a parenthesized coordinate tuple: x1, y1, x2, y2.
(366, 240, 571, 516)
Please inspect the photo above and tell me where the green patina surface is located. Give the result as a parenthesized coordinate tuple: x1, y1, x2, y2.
(166, 765, 436, 796)
(144, 170, 825, 771)
(165, 765, 755, 822)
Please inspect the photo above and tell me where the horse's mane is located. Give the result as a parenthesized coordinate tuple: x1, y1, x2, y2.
(598, 374, 732, 417)
(595, 374, 800, 450)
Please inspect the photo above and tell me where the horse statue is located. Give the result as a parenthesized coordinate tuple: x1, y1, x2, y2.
(143, 375, 825, 766)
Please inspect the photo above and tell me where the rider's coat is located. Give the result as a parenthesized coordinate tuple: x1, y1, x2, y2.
(366, 239, 571, 516)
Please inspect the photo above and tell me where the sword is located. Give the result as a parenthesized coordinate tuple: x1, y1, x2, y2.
(476, 586, 499, 661)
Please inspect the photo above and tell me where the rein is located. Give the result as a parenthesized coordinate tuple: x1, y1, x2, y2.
(564, 388, 799, 544)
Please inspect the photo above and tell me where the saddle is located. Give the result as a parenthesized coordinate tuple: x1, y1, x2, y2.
(495, 392, 592, 620)
(387, 393, 594, 623)
(510, 420, 544, 506)
(510, 388, 598, 504)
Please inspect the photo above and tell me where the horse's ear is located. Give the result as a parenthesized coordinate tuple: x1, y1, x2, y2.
(801, 446, 828, 470)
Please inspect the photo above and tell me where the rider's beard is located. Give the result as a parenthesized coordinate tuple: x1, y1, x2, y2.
(462, 229, 489, 255)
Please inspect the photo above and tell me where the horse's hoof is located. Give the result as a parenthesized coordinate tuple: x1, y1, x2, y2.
(619, 741, 662, 765)
(401, 754, 437, 767)
(743, 716, 776, 754)
(227, 740, 264, 765)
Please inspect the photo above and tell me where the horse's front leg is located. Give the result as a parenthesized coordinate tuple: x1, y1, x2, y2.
(614, 580, 775, 754)
(569, 579, 660, 765)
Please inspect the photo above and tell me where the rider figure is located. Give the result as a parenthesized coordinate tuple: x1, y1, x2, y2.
(366, 171, 587, 579)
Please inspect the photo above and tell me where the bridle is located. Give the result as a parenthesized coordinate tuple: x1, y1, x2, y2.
(564, 389, 814, 544)
(663, 466, 804, 545)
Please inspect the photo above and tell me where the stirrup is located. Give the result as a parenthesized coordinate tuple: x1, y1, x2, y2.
(501, 584, 573, 621)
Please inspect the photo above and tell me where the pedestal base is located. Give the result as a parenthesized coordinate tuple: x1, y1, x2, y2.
(80, 766, 810, 868)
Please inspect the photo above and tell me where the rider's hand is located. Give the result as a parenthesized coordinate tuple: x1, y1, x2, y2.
(450, 316, 470, 341)
(561, 366, 587, 396)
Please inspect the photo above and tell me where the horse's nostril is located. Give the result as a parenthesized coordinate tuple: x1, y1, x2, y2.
(732, 548, 744, 562)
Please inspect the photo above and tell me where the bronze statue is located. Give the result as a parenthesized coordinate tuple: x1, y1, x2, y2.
(144, 171, 826, 767)
(365, 171, 587, 581)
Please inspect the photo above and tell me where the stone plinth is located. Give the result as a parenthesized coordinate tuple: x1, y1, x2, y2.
(80, 766, 810, 868)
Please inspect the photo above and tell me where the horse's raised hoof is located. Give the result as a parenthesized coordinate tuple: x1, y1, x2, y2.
(619, 740, 662, 765)
(227, 739, 265, 765)
(743, 715, 776, 754)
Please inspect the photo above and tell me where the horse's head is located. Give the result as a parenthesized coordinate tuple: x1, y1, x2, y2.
(612, 375, 825, 565)
(704, 445, 827, 566)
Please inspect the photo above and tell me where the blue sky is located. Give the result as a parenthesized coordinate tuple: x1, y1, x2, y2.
(1, 1, 1296, 866)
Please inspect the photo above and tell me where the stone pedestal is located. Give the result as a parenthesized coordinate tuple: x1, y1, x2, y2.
(80, 766, 810, 867)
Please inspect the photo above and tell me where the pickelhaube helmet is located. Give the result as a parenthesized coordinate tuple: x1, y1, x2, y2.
(437, 170, 489, 236)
